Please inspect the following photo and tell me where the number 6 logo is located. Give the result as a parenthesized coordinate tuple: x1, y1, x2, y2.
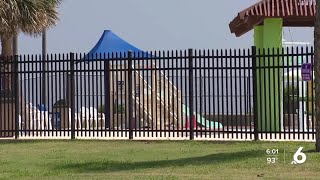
(293, 147, 307, 164)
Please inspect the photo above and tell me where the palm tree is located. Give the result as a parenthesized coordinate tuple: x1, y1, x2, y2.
(0, 0, 62, 57)
(315, 0, 320, 152)
(0, 0, 62, 137)
(0, 0, 62, 89)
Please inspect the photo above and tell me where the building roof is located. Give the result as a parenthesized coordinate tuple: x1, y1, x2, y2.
(229, 0, 316, 37)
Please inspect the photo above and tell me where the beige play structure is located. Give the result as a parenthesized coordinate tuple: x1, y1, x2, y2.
(109, 63, 182, 130)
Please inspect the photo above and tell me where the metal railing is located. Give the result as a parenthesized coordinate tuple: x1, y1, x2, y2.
(0, 47, 316, 141)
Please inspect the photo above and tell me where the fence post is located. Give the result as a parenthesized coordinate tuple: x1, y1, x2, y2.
(104, 58, 111, 129)
(14, 55, 19, 139)
(70, 53, 75, 140)
(252, 46, 259, 141)
(128, 51, 133, 140)
(188, 49, 194, 140)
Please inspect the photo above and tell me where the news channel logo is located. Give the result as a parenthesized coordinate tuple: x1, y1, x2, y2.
(291, 147, 307, 165)
(265, 147, 307, 165)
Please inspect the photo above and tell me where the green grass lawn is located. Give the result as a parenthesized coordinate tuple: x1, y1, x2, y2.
(0, 140, 319, 179)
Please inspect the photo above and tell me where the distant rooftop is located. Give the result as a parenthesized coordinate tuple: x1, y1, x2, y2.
(229, 0, 316, 37)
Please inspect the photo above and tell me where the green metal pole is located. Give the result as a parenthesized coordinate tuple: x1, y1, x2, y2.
(254, 18, 282, 132)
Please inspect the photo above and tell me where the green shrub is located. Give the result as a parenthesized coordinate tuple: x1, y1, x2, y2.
(114, 104, 125, 114)
(98, 104, 125, 114)
(98, 104, 105, 113)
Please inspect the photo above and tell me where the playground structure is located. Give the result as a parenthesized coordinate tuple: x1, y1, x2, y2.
(109, 63, 182, 129)
(109, 62, 223, 130)
(87, 30, 223, 130)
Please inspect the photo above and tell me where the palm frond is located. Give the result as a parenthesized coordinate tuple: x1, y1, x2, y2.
(0, 0, 62, 37)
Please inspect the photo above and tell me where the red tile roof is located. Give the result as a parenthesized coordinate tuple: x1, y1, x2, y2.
(229, 0, 316, 37)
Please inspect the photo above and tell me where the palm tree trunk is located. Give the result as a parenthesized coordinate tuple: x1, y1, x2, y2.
(314, 0, 320, 152)
(42, 30, 48, 107)
(0, 36, 13, 90)
(1, 36, 13, 58)
(12, 35, 18, 56)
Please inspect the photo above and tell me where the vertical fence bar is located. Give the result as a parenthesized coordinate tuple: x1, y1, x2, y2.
(115, 53, 119, 137)
(133, 52, 138, 137)
(297, 47, 301, 139)
(179, 51, 188, 137)
(205, 50, 208, 138)
(209, 50, 213, 138)
(225, 49, 229, 138)
(111, 53, 115, 137)
(133, 52, 137, 137)
(311, 47, 315, 139)
(267, 48, 272, 139)
(156, 51, 159, 137)
(195, 50, 199, 138)
(239, 49, 243, 139)
(22, 55, 27, 137)
(42, 41, 48, 136)
(104, 55, 110, 135)
(92, 54, 96, 137)
(88, 54, 92, 136)
(18, 55, 22, 137)
(213, 50, 217, 138)
(194, 50, 198, 137)
(252, 46, 259, 141)
(188, 48, 194, 140)
(151, 51, 155, 137)
(229, 49, 233, 138)
(118, 52, 125, 137)
(142, 52, 146, 137)
(128, 51, 133, 140)
(49, 54, 53, 137)
(235, 49, 239, 139)
(75, 54, 79, 137)
(35, 55, 39, 137)
(272, 48, 277, 139)
(119, 52, 122, 137)
(14, 55, 19, 139)
(245, 49, 250, 139)
(167, 50, 171, 137)
(278, 48, 282, 140)
(160, 51, 164, 137)
(216, 50, 221, 139)
(54, 54, 58, 137)
(101, 54, 105, 137)
(70, 53, 75, 139)
(199, 50, 203, 137)
(301, 47, 305, 139)
(46, 54, 50, 137)
(285, 47, 290, 140)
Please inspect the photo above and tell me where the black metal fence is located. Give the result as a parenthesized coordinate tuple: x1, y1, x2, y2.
(0, 46, 316, 141)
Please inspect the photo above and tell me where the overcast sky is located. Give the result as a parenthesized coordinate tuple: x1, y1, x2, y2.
(18, 0, 314, 55)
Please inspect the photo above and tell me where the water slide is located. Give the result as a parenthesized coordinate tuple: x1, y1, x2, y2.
(182, 104, 223, 129)
(112, 65, 223, 130)
(133, 68, 223, 130)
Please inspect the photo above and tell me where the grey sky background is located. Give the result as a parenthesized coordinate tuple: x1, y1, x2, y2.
(18, 0, 314, 55)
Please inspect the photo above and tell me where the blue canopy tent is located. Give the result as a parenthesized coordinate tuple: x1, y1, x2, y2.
(85, 30, 151, 128)
(86, 30, 148, 59)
